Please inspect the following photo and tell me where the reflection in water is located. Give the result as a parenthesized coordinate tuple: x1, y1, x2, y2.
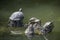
(0, 32, 60, 40)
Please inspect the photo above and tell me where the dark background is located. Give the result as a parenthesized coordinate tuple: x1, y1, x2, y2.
(0, 0, 60, 31)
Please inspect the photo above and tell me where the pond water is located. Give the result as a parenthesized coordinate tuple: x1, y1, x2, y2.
(0, 32, 60, 40)
(0, 1, 60, 40)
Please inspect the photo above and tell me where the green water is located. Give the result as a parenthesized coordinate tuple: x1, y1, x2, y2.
(0, 0, 60, 40)
(0, 32, 60, 40)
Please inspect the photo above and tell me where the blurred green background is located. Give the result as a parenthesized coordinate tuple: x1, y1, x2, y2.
(0, 0, 60, 40)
